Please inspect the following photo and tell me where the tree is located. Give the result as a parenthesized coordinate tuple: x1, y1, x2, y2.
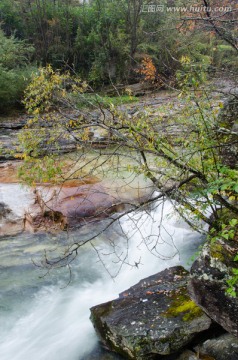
(18, 0, 79, 66)
(183, 0, 238, 52)
(125, 0, 143, 67)
(0, 0, 80, 67)
(17, 60, 238, 272)
(0, 28, 35, 111)
(74, 0, 131, 84)
(0, 0, 23, 37)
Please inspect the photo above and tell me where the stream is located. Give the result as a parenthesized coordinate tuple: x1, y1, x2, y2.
(0, 188, 204, 360)
(0, 80, 236, 359)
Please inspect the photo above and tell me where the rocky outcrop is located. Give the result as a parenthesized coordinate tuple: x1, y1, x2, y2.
(0, 116, 27, 161)
(90, 266, 212, 360)
(24, 176, 152, 233)
(0, 112, 114, 162)
(188, 239, 238, 337)
(0, 128, 19, 161)
(0, 128, 78, 162)
(0, 159, 152, 234)
(0, 116, 26, 130)
(25, 182, 121, 232)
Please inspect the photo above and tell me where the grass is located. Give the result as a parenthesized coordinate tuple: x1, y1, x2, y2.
(72, 93, 138, 109)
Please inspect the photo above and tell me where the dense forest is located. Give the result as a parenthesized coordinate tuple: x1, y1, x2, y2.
(0, 0, 237, 111)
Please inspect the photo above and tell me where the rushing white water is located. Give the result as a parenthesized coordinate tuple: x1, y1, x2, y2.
(0, 192, 204, 360)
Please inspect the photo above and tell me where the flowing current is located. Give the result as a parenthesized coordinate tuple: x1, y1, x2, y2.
(0, 186, 204, 360)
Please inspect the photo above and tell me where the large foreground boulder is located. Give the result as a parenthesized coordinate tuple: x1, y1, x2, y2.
(90, 266, 212, 360)
(188, 238, 238, 337)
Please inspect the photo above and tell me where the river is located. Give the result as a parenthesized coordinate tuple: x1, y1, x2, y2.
(0, 186, 204, 360)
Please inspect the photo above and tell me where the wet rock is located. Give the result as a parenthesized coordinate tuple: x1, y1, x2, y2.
(0, 160, 152, 234)
(0, 115, 78, 162)
(177, 350, 198, 360)
(0, 202, 11, 217)
(83, 344, 124, 360)
(0, 121, 112, 161)
(0, 128, 19, 162)
(51, 184, 119, 221)
(0, 202, 24, 236)
(90, 266, 212, 360)
(24, 174, 152, 233)
(0, 162, 20, 183)
(25, 182, 125, 232)
(188, 240, 238, 337)
(195, 333, 238, 360)
(0, 118, 26, 129)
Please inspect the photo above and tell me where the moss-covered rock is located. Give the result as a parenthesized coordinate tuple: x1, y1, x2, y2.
(90, 266, 212, 360)
(163, 287, 203, 322)
(188, 237, 238, 337)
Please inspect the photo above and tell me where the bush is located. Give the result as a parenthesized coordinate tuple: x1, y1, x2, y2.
(0, 65, 36, 112)
(0, 29, 35, 112)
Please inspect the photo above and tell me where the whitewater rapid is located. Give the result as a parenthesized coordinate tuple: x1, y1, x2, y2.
(0, 195, 204, 360)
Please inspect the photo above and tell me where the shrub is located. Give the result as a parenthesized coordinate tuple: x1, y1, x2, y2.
(0, 29, 35, 112)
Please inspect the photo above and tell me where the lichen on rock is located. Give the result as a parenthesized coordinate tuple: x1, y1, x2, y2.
(188, 236, 238, 337)
(90, 266, 212, 360)
(163, 287, 203, 322)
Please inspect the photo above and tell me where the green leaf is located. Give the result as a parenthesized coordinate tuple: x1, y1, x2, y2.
(234, 184, 238, 193)
(229, 219, 238, 227)
(223, 234, 229, 240)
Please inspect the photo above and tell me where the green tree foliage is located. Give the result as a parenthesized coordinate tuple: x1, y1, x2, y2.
(0, 0, 23, 36)
(74, 0, 130, 84)
(0, 0, 237, 85)
(0, 29, 35, 112)
(17, 0, 77, 66)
